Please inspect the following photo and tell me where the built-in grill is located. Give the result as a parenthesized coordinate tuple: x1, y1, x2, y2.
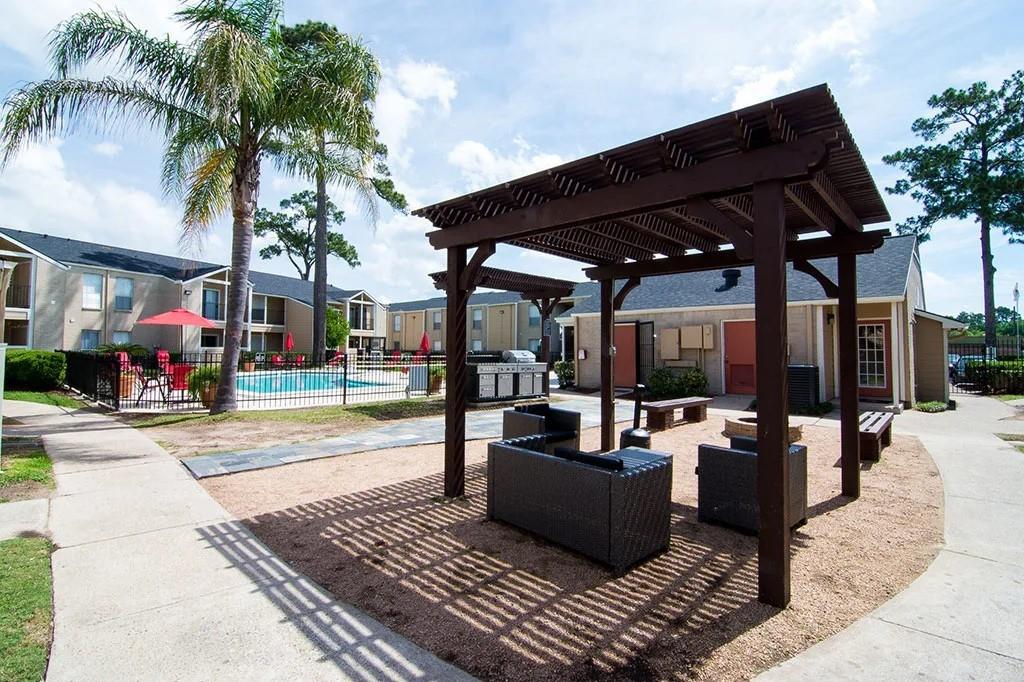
(467, 350, 547, 402)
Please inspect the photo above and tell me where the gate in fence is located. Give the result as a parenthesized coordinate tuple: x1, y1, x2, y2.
(948, 339, 1023, 395)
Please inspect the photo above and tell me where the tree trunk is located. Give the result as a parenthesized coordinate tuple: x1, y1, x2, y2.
(312, 134, 328, 364)
(981, 214, 997, 348)
(211, 148, 261, 414)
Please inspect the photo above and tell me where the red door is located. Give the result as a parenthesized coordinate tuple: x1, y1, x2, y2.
(614, 323, 637, 387)
(724, 320, 757, 394)
(857, 320, 892, 399)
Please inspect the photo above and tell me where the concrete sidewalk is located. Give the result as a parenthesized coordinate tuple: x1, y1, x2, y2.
(0, 497, 48, 539)
(759, 394, 1024, 680)
(3, 400, 470, 681)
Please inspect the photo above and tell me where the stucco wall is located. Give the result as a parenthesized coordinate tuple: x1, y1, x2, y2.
(284, 300, 313, 352)
(486, 304, 515, 350)
(31, 258, 67, 350)
(913, 315, 947, 403)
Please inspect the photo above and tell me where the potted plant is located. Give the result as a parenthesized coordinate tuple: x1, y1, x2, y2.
(240, 351, 256, 372)
(428, 364, 446, 392)
(187, 366, 221, 408)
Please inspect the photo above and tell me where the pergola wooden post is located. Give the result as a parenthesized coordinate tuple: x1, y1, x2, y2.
(530, 296, 563, 395)
(838, 251, 861, 498)
(417, 84, 891, 607)
(444, 246, 469, 498)
(753, 179, 791, 607)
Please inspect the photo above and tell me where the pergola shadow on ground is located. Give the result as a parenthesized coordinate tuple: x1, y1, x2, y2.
(415, 84, 891, 607)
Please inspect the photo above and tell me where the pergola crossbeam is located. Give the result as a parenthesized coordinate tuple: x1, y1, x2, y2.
(683, 199, 753, 258)
(786, 182, 838, 234)
(810, 170, 862, 232)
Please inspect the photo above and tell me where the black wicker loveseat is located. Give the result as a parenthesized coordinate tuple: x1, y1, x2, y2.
(501, 403, 581, 454)
(487, 435, 673, 572)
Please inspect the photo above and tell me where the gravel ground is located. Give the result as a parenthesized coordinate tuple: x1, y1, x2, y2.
(204, 416, 943, 681)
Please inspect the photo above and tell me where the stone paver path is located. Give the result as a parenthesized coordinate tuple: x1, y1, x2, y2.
(3, 400, 470, 682)
(183, 395, 637, 477)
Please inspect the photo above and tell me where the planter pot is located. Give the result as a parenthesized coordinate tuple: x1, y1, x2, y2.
(242, 362, 255, 372)
(200, 384, 218, 409)
(723, 416, 803, 444)
(118, 374, 135, 399)
(429, 375, 444, 392)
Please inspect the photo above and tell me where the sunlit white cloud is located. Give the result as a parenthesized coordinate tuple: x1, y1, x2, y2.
(91, 141, 122, 157)
(447, 136, 562, 191)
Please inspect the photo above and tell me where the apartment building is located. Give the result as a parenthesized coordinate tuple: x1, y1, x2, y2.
(0, 227, 386, 353)
(387, 285, 597, 356)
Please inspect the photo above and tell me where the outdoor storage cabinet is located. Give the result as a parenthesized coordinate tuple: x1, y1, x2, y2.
(696, 439, 807, 534)
(487, 438, 673, 572)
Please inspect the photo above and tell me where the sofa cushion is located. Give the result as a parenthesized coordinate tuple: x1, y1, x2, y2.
(553, 447, 625, 471)
(544, 429, 578, 443)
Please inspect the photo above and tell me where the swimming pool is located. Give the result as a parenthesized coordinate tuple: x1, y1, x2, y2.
(237, 371, 381, 394)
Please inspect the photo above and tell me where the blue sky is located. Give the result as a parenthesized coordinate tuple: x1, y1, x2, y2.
(0, 0, 1020, 313)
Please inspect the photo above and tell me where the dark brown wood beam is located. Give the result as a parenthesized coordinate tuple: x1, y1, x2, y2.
(509, 238, 605, 266)
(718, 194, 754, 222)
(753, 178, 790, 608)
(658, 134, 696, 171)
(459, 241, 495, 290)
(427, 133, 838, 249)
(684, 199, 754, 259)
(793, 258, 839, 298)
(584, 230, 887, 280)
(614, 277, 641, 311)
(444, 246, 469, 498)
(611, 218, 690, 257)
(810, 171, 862, 232)
(600, 279, 615, 452)
(786, 183, 838, 234)
(583, 223, 662, 260)
(600, 154, 641, 184)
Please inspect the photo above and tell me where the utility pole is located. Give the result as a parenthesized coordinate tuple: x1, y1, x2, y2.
(1014, 283, 1020, 358)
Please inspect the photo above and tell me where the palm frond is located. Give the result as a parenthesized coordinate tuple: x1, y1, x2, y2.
(181, 146, 235, 244)
(1, 77, 207, 167)
(192, 16, 279, 124)
(162, 117, 229, 198)
(49, 8, 197, 100)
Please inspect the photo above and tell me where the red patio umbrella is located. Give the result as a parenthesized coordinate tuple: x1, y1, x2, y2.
(419, 331, 431, 354)
(285, 331, 295, 352)
(136, 307, 216, 353)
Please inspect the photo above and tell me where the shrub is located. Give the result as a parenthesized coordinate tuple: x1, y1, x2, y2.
(915, 400, 948, 413)
(647, 367, 709, 399)
(964, 360, 1024, 393)
(186, 366, 220, 399)
(96, 342, 148, 358)
(428, 364, 446, 378)
(553, 360, 575, 387)
(5, 350, 66, 390)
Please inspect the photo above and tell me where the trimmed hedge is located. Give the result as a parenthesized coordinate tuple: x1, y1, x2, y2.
(5, 350, 66, 391)
(964, 360, 1024, 393)
(647, 367, 709, 399)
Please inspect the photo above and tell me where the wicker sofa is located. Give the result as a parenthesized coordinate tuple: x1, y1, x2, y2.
(487, 435, 672, 572)
(501, 403, 581, 454)
(696, 436, 807, 534)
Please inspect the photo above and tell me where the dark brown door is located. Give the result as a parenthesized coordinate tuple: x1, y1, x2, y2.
(614, 323, 637, 387)
(724, 320, 757, 394)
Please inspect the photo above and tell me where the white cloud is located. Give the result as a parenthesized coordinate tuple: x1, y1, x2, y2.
(952, 49, 1024, 86)
(374, 60, 458, 169)
(447, 137, 562, 191)
(393, 61, 458, 114)
(91, 141, 122, 157)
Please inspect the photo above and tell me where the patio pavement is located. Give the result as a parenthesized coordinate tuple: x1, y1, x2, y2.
(758, 393, 1024, 680)
(2, 399, 471, 682)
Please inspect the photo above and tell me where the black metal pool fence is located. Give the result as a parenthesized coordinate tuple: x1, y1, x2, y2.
(61, 350, 448, 411)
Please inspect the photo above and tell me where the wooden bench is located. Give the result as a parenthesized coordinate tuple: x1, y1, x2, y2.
(859, 411, 894, 461)
(641, 397, 713, 431)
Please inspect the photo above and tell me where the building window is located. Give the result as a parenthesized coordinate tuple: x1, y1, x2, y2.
(857, 323, 887, 388)
(393, 340, 400, 350)
(112, 331, 132, 345)
(203, 289, 222, 320)
(471, 339, 483, 352)
(252, 295, 266, 324)
(528, 338, 541, 354)
(529, 304, 541, 326)
(82, 273, 103, 310)
(472, 309, 483, 330)
(393, 315, 401, 332)
(433, 340, 442, 352)
(432, 311, 442, 330)
(113, 277, 133, 311)
(80, 330, 100, 350)
(251, 333, 264, 352)
(200, 330, 223, 348)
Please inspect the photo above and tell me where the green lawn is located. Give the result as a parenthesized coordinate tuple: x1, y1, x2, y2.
(122, 397, 450, 430)
(4, 391, 85, 409)
(0, 448, 53, 489)
(995, 394, 1024, 402)
(0, 537, 54, 682)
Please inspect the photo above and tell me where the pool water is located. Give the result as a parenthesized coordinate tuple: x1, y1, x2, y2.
(237, 371, 380, 394)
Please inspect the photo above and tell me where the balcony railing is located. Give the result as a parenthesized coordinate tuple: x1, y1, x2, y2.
(5, 284, 30, 309)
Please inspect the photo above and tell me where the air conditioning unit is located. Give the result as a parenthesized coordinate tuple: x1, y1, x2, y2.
(788, 365, 819, 410)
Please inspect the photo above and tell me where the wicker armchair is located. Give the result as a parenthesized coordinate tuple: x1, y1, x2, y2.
(501, 403, 581, 453)
(487, 437, 672, 572)
(696, 436, 807, 534)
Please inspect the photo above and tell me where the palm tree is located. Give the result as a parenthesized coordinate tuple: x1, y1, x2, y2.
(0, 0, 379, 412)
(276, 21, 406, 362)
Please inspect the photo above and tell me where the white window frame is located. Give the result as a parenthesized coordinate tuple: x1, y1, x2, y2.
(528, 304, 541, 326)
(857, 322, 887, 389)
(472, 308, 483, 330)
(471, 339, 483, 352)
(113, 277, 133, 312)
(80, 329, 101, 350)
(112, 331, 132, 345)
(432, 310, 442, 330)
(82, 273, 103, 310)
(393, 315, 401, 332)
(432, 340, 442, 352)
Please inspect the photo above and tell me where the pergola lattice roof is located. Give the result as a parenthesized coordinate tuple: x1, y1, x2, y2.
(429, 266, 577, 300)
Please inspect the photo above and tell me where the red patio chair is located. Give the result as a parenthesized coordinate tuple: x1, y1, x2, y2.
(271, 354, 284, 369)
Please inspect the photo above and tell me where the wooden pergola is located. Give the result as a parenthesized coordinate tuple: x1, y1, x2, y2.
(414, 84, 890, 608)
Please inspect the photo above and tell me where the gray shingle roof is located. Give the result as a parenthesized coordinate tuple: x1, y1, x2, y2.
(570, 235, 917, 315)
(0, 226, 223, 280)
(247, 270, 360, 307)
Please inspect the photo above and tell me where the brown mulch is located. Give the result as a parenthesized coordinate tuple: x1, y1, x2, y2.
(205, 417, 943, 681)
